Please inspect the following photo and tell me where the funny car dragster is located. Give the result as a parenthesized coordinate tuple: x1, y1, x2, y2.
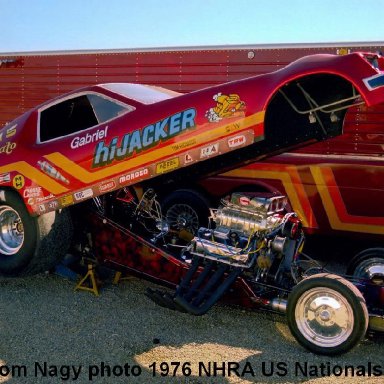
(1, 52, 384, 354)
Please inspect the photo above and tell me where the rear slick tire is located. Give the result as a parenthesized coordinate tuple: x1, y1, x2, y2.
(0, 190, 72, 276)
(346, 248, 384, 281)
(287, 273, 368, 355)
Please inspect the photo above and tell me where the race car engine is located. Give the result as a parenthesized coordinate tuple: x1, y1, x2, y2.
(112, 189, 303, 285)
(145, 191, 304, 315)
(186, 193, 303, 282)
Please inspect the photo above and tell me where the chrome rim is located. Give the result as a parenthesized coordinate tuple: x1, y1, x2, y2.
(166, 204, 200, 234)
(295, 287, 354, 348)
(0, 206, 24, 255)
(353, 257, 384, 284)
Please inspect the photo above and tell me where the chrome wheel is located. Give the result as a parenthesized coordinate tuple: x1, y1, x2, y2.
(287, 274, 368, 354)
(294, 287, 354, 348)
(166, 203, 200, 234)
(0, 205, 25, 255)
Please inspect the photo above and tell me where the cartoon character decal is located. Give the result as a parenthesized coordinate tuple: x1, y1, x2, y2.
(206, 93, 246, 122)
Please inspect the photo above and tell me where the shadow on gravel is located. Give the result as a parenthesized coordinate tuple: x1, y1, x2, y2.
(0, 269, 382, 384)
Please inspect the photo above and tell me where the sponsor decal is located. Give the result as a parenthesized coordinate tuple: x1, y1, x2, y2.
(206, 93, 246, 122)
(71, 126, 108, 149)
(184, 153, 193, 164)
(336, 48, 351, 55)
(27, 193, 55, 206)
(48, 201, 59, 210)
(228, 135, 246, 148)
(74, 189, 94, 201)
(5, 125, 17, 138)
(29, 197, 43, 206)
(92, 108, 196, 168)
(363, 73, 384, 91)
(13, 174, 25, 190)
(156, 157, 180, 174)
(0, 141, 16, 155)
(60, 195, 74, 207)
(23, 187, 43, 198)
(200, 143, 219, 158)
(119, 168, 149, 185)
(36, 193, 55, 203)
(0, 124, 17, 141)
(99, 180, 116, 193)
(0, 173, 10, 183)
(171, 138, 196, 151)
(225, 122, 241, 133)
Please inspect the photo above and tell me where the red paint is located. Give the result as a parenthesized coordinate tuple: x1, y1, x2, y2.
(1, 45, 384, 241)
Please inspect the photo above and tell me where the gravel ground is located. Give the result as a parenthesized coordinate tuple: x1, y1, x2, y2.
(0, 270, 383, 384)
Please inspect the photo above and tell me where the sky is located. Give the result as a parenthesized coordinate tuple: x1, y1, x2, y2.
(1, 0, 384, 53)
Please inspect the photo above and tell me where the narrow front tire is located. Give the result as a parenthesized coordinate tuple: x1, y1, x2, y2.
(287, 273, 368, 355)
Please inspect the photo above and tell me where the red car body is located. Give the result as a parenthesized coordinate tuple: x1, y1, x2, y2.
(2, 44, 384, 243)
(1, 52, 384, 217)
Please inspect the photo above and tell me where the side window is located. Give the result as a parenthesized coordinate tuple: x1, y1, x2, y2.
(39, 93, 132, 142)
(88, 94, 129, 123)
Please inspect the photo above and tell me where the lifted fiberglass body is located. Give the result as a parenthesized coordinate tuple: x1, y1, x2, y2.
(1, 52, 384, 354)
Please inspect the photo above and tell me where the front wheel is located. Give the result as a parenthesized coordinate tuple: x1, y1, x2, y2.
(0, 190, 73, 276)
(287, 273, 368, 355)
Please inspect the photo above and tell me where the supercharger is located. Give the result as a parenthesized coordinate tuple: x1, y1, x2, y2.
(186, 193, 303, 284)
